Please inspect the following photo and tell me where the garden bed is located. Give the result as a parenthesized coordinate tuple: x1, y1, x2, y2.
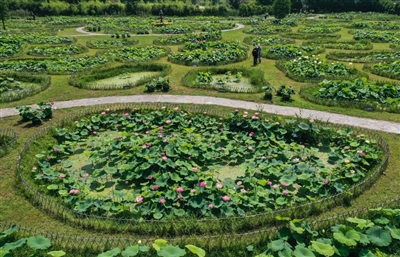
(68, 63, 171, 90)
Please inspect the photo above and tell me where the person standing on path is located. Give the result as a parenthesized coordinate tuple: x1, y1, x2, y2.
(257, 43, 262, 63)
(252, 44, 259, 66)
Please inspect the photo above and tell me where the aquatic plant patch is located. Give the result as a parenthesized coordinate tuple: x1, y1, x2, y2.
(27, 108, 382, 220)
(19, 33, 76, 44)
(281, 33, 341, 40)
(352, 30, 399, 43)
(298, 26, 341, 34)
(243, 26, 292, 35)
(257, 208, 400, 257)
(264, 44, 324, 60)
(68, 63, 170, 90)
(278, 56, 360, 82)
(0, 56, 109, 74)
(181, 66, 266, 93)
(27, 44, 88, 56)
(0, 72, 51, 103)
(347, 21, 400, 30)
(0, 36, 23, 58)
(153, 31, 222, 45)
(311, 77, 400, 106)
(305, 40, 373, 50)
(100, 46, 169, 62)
(365, 61, 400, 80)
(152, 24, 193, 34)
(86, 39, 139, 49)
(326, 51, 400, 63)
(243, 36, 295, 46)
(168, 40, 248, 66)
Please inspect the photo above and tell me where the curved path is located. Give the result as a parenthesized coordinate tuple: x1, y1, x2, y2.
(1, 95, 399, 134)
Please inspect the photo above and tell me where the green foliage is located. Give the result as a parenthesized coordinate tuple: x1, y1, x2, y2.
(272, 0, 291, 19)
(101, 46, 169, 62)
(86, 39, 138, 49)
(27, 44, 89, 56)
(366, 60, 400, 80)
(265, 44, 324, 60)
(298, 26, 341, 34)
(326, 50, 400, 63)
(154, 31, 222, 45)
(27, 108, 382, 222)
(169, 40, 248, 66)
(243, 36, 295, 46)
(243, 25, 292, 35)
(145, 76, 170, 93)
(306, 40, 373, 51)
(16, 101, 54, 124)
(276, 84, 296, 101)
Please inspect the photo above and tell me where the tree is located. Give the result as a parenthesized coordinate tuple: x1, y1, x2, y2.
(272, 0, 290, 19)
(0, 0, 9, 30)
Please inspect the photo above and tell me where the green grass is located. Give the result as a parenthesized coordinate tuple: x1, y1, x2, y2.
(1, 15, 400, 255)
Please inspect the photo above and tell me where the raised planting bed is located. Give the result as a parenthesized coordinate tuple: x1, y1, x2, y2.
(0, 72, 51, 103)
(168, 40, 248, 66)
(181, 66, 267, 93)
(68, 63, 171, 90)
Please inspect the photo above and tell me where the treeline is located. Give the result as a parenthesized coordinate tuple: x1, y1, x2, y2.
(4, 0, 400, 17)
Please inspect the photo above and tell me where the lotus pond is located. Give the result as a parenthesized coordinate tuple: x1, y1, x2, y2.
(27, 107, 383, 221)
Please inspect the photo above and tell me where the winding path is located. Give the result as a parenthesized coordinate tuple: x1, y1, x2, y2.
(1, 95, 399, 134)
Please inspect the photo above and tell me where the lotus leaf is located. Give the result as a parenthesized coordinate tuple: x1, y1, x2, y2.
(293, 245, 315, 257)
(366, 226, 391, 247)
(185, 244, 206, 257)
(97, 247, 121, 257)
(333, 227, 360, 246)
(310, 241, 334, 256)
(157, 245, 186, 257)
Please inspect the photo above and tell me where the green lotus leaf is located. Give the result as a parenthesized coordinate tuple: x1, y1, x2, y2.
(290, 221, 305, 235)
(278, 247, 293, 257)
(153, 239, 168, 251)
(366, 226, 391, 247)
(358, 232, 370, 245)
(276, 197, 287, 206)
(0, 249, 10, 257)
(333, 227, 360, 247)
(185, 244, 206, 257)
(47, 250, 67, 257)
(0, 225, 18, 239)
(278, 227, 292, 240)
(158, 245, 186, 257)
(373, 215, 390, 225)
(268, 239, 285, 252)
(293, 245, 315, 257)
(2, 238, 26, 251)
(47, 184, 58, 190)
(121, 245, 139, 257)
(97, 247, 121, 257)
(27, 236, 51, 250)
(310, 241, 334, 256)
(298, 122, 310, 130)
(346, 217, 374, 229)
(358, 249, 377, 257)
(153, 213, 163, 220)
(390, 228, 400, 240)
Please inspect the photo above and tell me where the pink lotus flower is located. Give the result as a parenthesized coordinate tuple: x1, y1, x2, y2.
(240, 189, 247, 194)
(174, 133, 178, 137)
(252, 116, 258, 120)
(50, 102, 55, 105)
(344, 159, 350, 164)
(59, 173, 65, 179)
(160, 198, 166, 204)
(166, 120, 171, 124)
(142, 145, 147, 149)
(236, 181, 242, 186)
(216, 183, 223, 189)
(222, 195, 231, 201)
(147, 143, 152, 147)
(221, 147, 226, 151)
(248, 146, 253, 150)
(159, 133, 163, 137)
(53, 147, 58, 152)
(115, 135, 121, 140)
(134, 133, 139, 136)
(148, 175, 153, 180)
(177, 194, 183, 199)
(281, 182, 287, 187)
(124, 113, 129, 116)
(69, 189, 79, 195)
(255, 112, 259, 115)
(101, 112, 106, 115)
(93, 131, 97, 135)
(208, 204, 214, 208)
(192, 167, 198, 171)
(135, 195, 143, 203)
(267, 181, 272, 185)
(358, 151, 366, 157)
(273, 184, 279, 189)
(158, 126, 163, 130)
(161, 156, 167, 161)
(83, 173, 89, 178)
(176, 187, 184, 193)
(235, 109, 239, 112)
(32, 167, 37, 170)
(153, 185, 159, 190)
(200, 181, 207, 187)
(125, 180, 129, 184)
(323, 179, 329, 184)
(282, 190, 288, 195)
(40, 173, 44, 178)
(188, 156, 191, 160)
(344, 146, 350, 150)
